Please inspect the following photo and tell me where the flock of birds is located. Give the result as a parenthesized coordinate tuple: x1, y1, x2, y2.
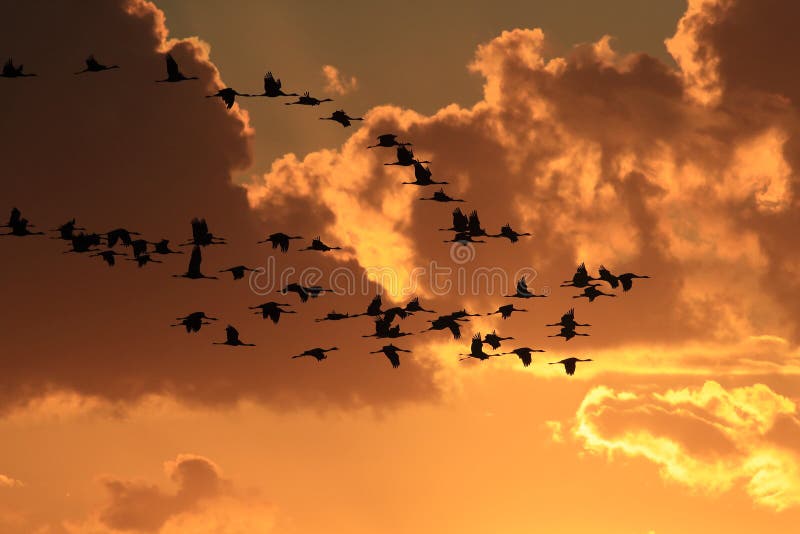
(2, 52, 652, 375)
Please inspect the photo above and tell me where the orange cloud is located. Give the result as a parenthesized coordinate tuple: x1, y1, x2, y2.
(0, 475, 23, 488)
(566, 381, 800, 510)
(322, 64, 358, 95)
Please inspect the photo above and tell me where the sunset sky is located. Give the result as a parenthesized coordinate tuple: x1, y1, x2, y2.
(2, 1, 800, 532)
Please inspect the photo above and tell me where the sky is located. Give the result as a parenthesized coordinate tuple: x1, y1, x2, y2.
(2, 0, 800, 532)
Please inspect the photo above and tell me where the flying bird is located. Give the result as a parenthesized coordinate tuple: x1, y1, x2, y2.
(320, 109, 363, 127)
(75, 55, 118, 74)
(404, 297, 435, 314)
(249, 301, 295, 323)
(548, 326, 590, 341)
(546, 308, 590, 330)
(501, 347, 545, 367)
(219, 265, 255, 280)
(382, 306, 409, 323)
(285, 91, 332, 106)
(597, 265, 619, 288)
(573, 285, 616, 302)
(459, 333, 500, 361)
(402, 161, 448, 186)
(467, 211, 489, 238)
(213, 325, 255, 346)
(1, 58, 35, 77)
(549, 357, 593, 376)
(504, 277, 546, 299)
(384, 145, 427, 166)
(51, 219, 84, 240)
(172, 311, 217, 333)
(207, 87, 251, 109)
(369, 344, 411, 368)
(90, 250, 125, 266)
(489, 224, 532, 243)
(482, 330, 514, 350)
(280, 282, 327, 302)
(172, 246, 218, 279)
(156, 53, 198, 82)
(617, 272, 651, 292)
(292, 347, 338, 361)
(486, 303, 527, 320)
(443, 232, 485, 245)
(66, 232, 102, 253)
(419, 188, 464, 203)
(299, 236, 341, 252)
(363, 316, 410, 339)
(151, 239, 183, 255)
(315, 310, 353, 322)
(182, 218, 226, 247)
(127, 254, 162, 267)
(367, 134, 411, 149)
(422, 315, 465, 339)
(131, 239, 149, 258)
(561, 263, 597, 288)
(251, 71, 298, 97)
(439, 208, 468, 232)
(258, 232, 303, 253)
(105, 228, 141, 248)
(3, 208, 21, 228)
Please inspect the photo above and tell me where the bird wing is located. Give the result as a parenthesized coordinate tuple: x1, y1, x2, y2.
(386, 350, 400, 368)
(165, 53, 179, 78)
(188, 246, 202, 274)
(620, 275, 633, 291)
(517, 277, 529, 295)
(470, 333, 482, 355)
(453, 208, 467, 231)
(518, 351, 532, 367)
(565, 359, 576, 375)
(226, 325, 238, 343)
(447, 320, 461, 339)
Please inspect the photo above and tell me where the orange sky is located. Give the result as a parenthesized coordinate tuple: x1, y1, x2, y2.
(2, 0, 800, 532)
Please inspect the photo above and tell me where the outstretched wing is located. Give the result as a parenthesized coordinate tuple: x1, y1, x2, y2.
(225, 325, 238, 343)
(468, 211, 482, 233)
(188, 245, 202, 274)
(516, 277, 529, 296)
(470, 333, 482, 355)
(453, 208, 468, 231)
(165, 53, 180, 78)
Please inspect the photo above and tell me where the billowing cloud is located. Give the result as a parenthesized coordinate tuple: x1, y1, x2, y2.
(565, 381, 800, 510)
(321, 64, 358, 95)
(0, 475, 23, 489)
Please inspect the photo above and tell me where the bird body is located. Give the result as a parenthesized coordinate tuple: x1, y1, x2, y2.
(420, 188, 464, 202)
(292, 347, 338, 361)
(487, 304, 526, 319)
(286, 91, 332, 106)
(502, 347, 545, 367)
(220, 265, 255, 280)
(213, 325, 255, 346)
(562, 263, 597, 288)
(459, 333, 500, 361)
(320, 109, 362, 127)
(156, 53, 198, 82)
(550, 357, 592, 376)
(1, 58, 35, 77)
(173, 246, 218, 279)
(370, 344, 410, 368)
(368, 134, 411, 149)
(258, 232, 303, 253)
(207, 87, 251, 109)
(300, 236, 341, 252)
(482, 330, 514, 350)
(573, 284, 615, 302)
(490, 224, 531, 243)
(249, 301, 295, 323)
(75, 55, 118, 74)
(504, 277, 546, 299)
(281, 283, 327, 302)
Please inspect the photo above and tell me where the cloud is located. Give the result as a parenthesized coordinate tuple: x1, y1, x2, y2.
(564, 381, 800, 510)
(0, 475, 23, 489)
(321, 64, 358, 95)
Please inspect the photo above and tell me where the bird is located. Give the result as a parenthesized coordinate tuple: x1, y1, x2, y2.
(319, 109, 363, 127)
(421, 315, 466, 339)
(597, 265, 619, 288)
(90, 250, 125, 266)
(548, 326, 590, 341)
(549, 357, 593, 376)
(66, 232, 102, 253)
(250, 71, 298, 97)
(285, 91, 332, 106)
(489, 224, 531, 243)
(150, 239, 183, 255)
(367, 134, 411, 149)
(51, 219, 84, 240)
(459, 333, 500, 361)
(402, 161, 448, 186)
(487, 303, 527, 320)
(362, 295, 384, 316)
(156, 53, 198, 82)
(562, 263, 597, 288)
(172, 246, 218, 280)
(573, 284, 616, 302)
(131, 239, 149, 258)
(439, 208, 468, 232)
(504, 277, 546, 299)
(207, 87, 251, 109)
(419, 188, 464, 203)
(546, 308, 590, 329)
(249, 301, 295, 323)
(617, 272, 651, 292)
(384, 145, 427, 166)
(482, 330, 514, 350)
(258, 232, 303, 253)
(404, 297, 435, 314)
(446, 309, 481, 320)
(502, 347, 545, 367)
(467, 211, 489, 238)
(182, 218, 226, 247)
(369, 344, 411, 368)
(362, 316, 410, 339)
(1, 58, 35, 77)
(382, 306, 409, 323)
(105, 228, 141, 248)
(74, 55, 118, 74)
(315, 310, 353, 322)
(219, 265, 255, 280)
(127, 254, 162, 267)
(213, 325, 255, 346)
(280, 282, 327, 302)
(292, 347, 338, 361)
(172, 311, 217, 333)
(3, 208, 21, 228)
(299, 236, 341, 252)
(0, 217, 44, 237)
(443, 232, 485, 245)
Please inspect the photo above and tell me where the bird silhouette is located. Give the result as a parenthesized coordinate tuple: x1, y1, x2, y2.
(51, 219, 84, 240)
(219, 265, 255, 280)
(66, 232, 102, 253)
(504, 277, 546, 299)
(213, 325, 255, 346)
(402, 161, 448, 186)
(384, 145, 427, 166)
(420, 188, 464, 202)
(1, 58, 35, 77)
(369, 344, 411, 368)
(421, 314, 469, 339)
(258, 232, 303, 253)
(250, 71, 298, 97)
(439, 208, 468, 232)
(482, 330, 514, 350)
(367, 134, 411, 149)
(249, 301, 295, 323)
(131, 239, 149, 258)
(105, 228, 141, 248)
(546, 308, 590, 330)
(443, 232, 485, 245)
(489, 224, 532, 243)
(315, 310, 353, 322)
(617, 272, 650, 292)
(561, 263, 597, 288)
(292, 347, 338, 361)
(285, 91, 332, 106)
(3, 208, 21, 228)
(467, 211, 489, 238)
(75, 55, 118, 74)
(90, 250, 125, 266)
(320, 109, 363, 127)
(487, 303, 527, 319)
(549, 357, 592, 376)
(150, 239, 183, 255)
(548, 325, 590, 341)
(207, 87, 251, 109)
(172, 312, 217, 333)
(459, 333, 500, 361)
(362, 295, 383, 316)
(127, 254, 162, 267)
(404, 297, 435, 314)
(182, 218, 226, 247)
(172, 246, 218, 279)
(502, 347, 545, 367)
(447, 309, 481, 320)
(299, 236, 341, 252)
(1, 217, 43, 236)
(156, 53, 198, 82)
(280, 282, 327, 303)
(597, 265, 619, 288)
(382, 306, 409, 323)
(363, 316, 410, 339)
(573, 284, 616, 302)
